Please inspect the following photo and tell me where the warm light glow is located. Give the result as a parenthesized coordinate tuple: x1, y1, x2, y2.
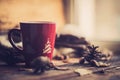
(74, 0, 120, 41)
(74, 0, 95, 40)
(95, 0, 120, 41)
(0, 0, 65, 33)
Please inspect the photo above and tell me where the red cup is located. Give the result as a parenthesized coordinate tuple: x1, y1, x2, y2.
(8, 21, 56, 67)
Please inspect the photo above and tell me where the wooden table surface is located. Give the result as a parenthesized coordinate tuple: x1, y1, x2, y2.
(0, 56, 120, 80)
(0, 35, 120, 80)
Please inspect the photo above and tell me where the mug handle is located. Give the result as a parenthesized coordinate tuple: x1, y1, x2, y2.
(8, 29, 23, 52)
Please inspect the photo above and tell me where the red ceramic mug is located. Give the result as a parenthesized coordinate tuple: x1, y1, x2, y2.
(8, 21, 56, 66)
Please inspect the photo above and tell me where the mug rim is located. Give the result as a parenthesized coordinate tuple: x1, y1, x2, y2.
(20, 21, 55, 24)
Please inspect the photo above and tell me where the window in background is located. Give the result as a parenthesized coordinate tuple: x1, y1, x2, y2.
(95, 0, 120, 41)
(63, 0, 120, 41)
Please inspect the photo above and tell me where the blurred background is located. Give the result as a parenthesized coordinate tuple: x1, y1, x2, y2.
(0, 0, 120, 41)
